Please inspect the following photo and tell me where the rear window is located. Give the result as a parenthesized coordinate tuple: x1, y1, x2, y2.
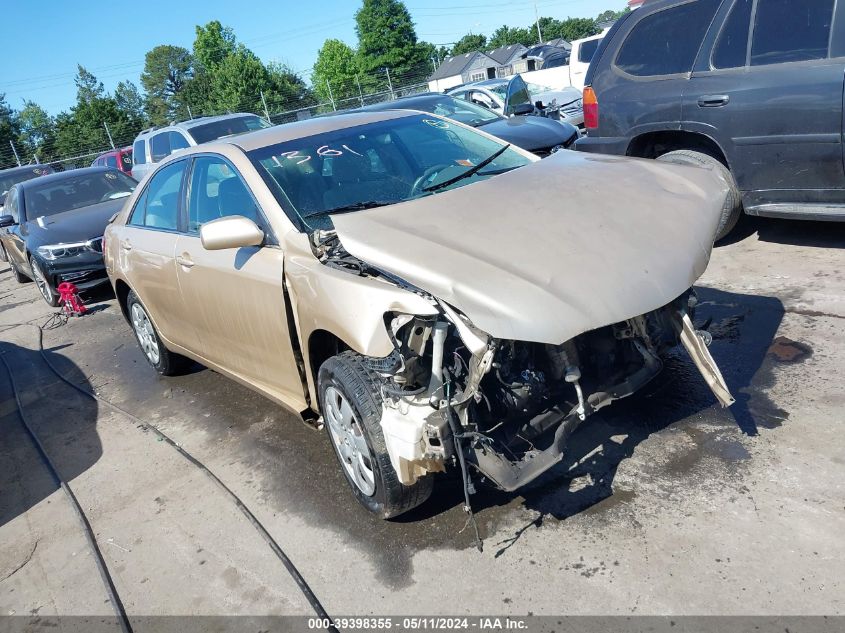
(23, 171, 136, 220)
(615, 0, 721, 76)
(751, 0, 834, 66)
(133, 139, 147, 165)
(188, 115, 271, 145)
(121, 150, 133, 169)
(578, 38, 600, 63)
(712, 0, 753, 69)
(150, 132, 171, 162)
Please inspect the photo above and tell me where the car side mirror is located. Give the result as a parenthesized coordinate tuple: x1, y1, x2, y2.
(200, 215, 264, 251)
(0, 215, 16, 228)
(512, 103, 534, 116)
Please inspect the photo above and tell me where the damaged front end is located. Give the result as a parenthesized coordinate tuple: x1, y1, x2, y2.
(368, 289, 732, 493)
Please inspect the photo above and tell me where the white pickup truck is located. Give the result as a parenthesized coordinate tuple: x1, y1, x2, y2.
(521, 31, 607, 92)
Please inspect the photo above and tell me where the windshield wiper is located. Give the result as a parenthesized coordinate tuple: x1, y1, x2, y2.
(309, 200, 396, 217)
(423, 144, 511, 193)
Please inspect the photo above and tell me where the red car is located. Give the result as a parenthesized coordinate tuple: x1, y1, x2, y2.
(91, 147, 133, 176)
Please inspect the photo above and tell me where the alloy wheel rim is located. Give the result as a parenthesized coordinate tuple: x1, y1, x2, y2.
(324, 386, 376, 497)
(30, 260, 53, 303)
(131, 303, 160, 365)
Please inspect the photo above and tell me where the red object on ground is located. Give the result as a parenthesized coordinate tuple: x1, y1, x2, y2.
(57, 282, 88, 316)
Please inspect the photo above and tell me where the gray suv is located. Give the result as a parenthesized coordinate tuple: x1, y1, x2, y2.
(131, 113, 270, 181)
(576, 0, 845, 240)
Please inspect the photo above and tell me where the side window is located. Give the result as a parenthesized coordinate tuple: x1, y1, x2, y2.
(187, 156, 262, 233)
(751, 0, 834, 66)
(5, 188, 19, 223)
(150, 132, 171, 162)
(128, 160, 185, 230)
(578, 39, 600, 63)
(712, 0, 753, 69)
(105, 155, 118, 169)
(133, 139, 147, 165)
(169, 132, 190, 152)
(616, 0, 721, 76)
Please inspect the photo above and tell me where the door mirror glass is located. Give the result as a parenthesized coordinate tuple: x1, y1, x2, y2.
(0, 215, 15, 228)
(199, 215, 264, 250)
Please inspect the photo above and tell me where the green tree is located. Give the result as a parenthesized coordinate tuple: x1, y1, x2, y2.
(114, 81, 146, 130)
(207, 45, 270, 113)
(418, 41, 450, 67)
(597, 8, 629, 23)
(141, 45, 193, 124)
(355, 0, 427, 89)
(17, 101, 55, 162)
(558, 17, 600, 41)
(488, 25, 536, 48)
(265, 62, 315, 113)
(193, 20, 237, 72)
(75, 65, 105, 103)
(0, 94, 21, 168)
(451, 33, 487, 56)
(312, 39, 361, 105)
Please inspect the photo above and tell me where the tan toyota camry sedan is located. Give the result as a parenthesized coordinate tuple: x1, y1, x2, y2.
(105, 110, 734, 518)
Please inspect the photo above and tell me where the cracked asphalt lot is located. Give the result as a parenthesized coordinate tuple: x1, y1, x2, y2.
(1, 215, 843, 619)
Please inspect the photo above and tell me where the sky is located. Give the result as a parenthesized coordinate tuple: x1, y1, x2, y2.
(0, 0, 623, 115)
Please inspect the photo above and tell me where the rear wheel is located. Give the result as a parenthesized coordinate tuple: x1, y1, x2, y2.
(126, 290, 191, 376)
(656, 149, 742, 241)
(30, 258, 60, 307)
(318, 352, 433, 518)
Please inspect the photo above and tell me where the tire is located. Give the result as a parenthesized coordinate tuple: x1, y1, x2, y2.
(30, 257, 60, 307)
(318, 351, 434, 518)
(126, 290, 191, 376)
(656, 149, 742, 241)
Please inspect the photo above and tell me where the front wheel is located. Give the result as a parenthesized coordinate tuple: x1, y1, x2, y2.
(656, 149, 742, 241)
(318, 352, 433, 518)
(126, 290, 191, 376)
(30, 258, 60, 307)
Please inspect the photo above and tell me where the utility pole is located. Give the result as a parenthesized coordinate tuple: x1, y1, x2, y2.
(385, 68, 395, 100)
(326, 79, 336, 111)
(9, 140, 20, 166)
(431, 55, 438, 73)
(260, 90, 271, 123)
(534, 2, 543, 43)
(355, 75, 364, 107)
(103, 121, 116, 149)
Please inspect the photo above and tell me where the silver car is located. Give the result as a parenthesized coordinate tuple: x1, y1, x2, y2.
(448, 76, 584, 130)
(130, 113, 271, 182)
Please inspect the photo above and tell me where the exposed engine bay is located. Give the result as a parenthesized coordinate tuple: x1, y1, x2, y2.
(313, 230, 734, 493)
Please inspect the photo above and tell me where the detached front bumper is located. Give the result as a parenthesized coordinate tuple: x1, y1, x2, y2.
(43, 255, 109, 292)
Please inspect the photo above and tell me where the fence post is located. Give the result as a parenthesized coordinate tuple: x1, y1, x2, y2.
(385, 68, 395, 100)
(103, 121, 116, 149)
(187, 103, 194, 120)
(260, 90, 272, 123)
(9, 140, 21, 167)
(326, 80, 336, 111)
(356, 75, 364, 107)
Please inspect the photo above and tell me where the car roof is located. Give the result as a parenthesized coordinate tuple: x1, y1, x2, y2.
(216, 110, 418, 152)
(463, 79, 507, 88)
(16, 166, 117, 190)
(136, 113, 260, 138)
(360, 94, 451, 111)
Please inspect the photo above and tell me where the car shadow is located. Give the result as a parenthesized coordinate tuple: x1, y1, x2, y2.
(445, 285, 787, 549)
(717, 214, 845, 249)
(0, 340, 102, 528)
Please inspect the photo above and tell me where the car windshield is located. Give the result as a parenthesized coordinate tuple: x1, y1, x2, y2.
(23, 170, 137, 220)
(189, 115, 271, 144)
(414, 97, 501, 127)
(1, 167, 50, 202)
(486, 84, 508, 100)
(527, 82, 554, 94)
(250, 113, 531, 231)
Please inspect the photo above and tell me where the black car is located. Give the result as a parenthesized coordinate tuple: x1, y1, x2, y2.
(576, 0, 845, 240)
(0, 167, 137, 306)
(359, 93, 579, 157)
(0, 166, 55, 256)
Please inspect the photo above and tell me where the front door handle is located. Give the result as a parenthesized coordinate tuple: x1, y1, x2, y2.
(176, 254, 194, 268)
(120, 240, 132, 251)
(698, 94, 730, 107)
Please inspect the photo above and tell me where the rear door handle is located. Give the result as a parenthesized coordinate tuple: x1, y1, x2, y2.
(176, 255, 194, 268)
(698, 94, 730, 107)
(120, 241, 132, 251)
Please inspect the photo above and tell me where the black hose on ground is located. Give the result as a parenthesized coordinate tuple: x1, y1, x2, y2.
(1, 319, 338, 632)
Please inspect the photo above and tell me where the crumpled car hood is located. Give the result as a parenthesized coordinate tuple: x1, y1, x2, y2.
(331, 150, 729, 345)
